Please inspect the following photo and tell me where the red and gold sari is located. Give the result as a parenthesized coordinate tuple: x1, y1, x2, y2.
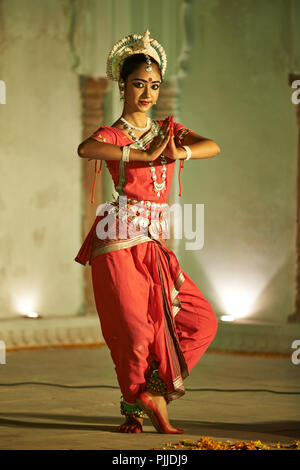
(74, 119, 218, 405)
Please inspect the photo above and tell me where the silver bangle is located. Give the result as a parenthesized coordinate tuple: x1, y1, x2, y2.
(182, 145, 192, 160)
(122, 146, 130, 162)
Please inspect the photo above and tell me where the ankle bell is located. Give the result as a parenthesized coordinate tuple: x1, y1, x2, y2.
(145, 369, 170, 404)
(120, 396, 146, 418)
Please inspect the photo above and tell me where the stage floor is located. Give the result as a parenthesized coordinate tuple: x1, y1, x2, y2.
(0, 346, 299, 450)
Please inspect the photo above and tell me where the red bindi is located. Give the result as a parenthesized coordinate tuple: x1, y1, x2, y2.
(148, 77, 152, 82)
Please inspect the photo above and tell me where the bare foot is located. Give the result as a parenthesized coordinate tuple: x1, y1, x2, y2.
(141, 390, 183, 433)
(118, 416, 143, 433)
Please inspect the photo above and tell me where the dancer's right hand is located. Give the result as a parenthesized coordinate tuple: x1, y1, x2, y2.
(146, 117, 171, 161)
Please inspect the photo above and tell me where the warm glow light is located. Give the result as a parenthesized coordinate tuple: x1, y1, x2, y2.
(15, 296, 39, 318)
(12, 290, 42, 319)
(220, 315, 236, 322)
(26, 311, 39, 318)
(218, 286, 256, 319)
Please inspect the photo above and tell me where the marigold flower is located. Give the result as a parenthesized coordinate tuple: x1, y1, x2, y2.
(153, 435, 279, 451)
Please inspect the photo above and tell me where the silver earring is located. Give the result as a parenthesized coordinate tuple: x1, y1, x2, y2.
(119, 80, 125, 100)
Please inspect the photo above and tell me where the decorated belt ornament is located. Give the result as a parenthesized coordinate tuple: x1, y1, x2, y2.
(107, 198, 169, 237)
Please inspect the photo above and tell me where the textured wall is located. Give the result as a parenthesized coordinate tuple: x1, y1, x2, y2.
(177, 0, 297, 323)
(0, 0, 83, 318)
(0, 0, 297, 326)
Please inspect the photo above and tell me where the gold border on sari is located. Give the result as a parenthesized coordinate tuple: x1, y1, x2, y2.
(170, 270, 185, 318)
(153, 243, 189, 402)
(91, 235, 154, 259)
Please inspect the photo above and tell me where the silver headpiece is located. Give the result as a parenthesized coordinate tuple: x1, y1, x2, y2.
(106, 29, 167, 81)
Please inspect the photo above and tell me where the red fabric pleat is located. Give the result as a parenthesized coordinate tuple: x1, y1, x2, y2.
(90, 239, 218, 404)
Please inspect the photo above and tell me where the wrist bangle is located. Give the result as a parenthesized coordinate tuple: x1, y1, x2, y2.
(182, 145, 192, 160)
(122, 146, 130, 162)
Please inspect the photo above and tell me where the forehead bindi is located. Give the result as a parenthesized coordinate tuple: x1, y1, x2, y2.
(131, 77, 161, 84)
(130, 63, 161, 83)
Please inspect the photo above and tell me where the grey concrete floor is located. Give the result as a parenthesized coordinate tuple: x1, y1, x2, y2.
(0, 346, 299, 450)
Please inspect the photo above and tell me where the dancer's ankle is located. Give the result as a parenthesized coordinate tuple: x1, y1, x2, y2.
(120, 396, 146, 419)
(145, 368, 169, 404)
(145, 390, 166, 399)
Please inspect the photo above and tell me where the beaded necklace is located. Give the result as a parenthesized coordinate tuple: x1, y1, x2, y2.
(121, 118, 167, 197)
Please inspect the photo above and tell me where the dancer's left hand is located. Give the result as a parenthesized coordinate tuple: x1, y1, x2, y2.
(162, 136, 181, 160)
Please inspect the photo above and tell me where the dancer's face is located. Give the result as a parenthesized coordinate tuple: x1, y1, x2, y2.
(121, 62, 161, 113)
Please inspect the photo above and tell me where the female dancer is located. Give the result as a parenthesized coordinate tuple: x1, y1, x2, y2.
(75, 30, 220, 434)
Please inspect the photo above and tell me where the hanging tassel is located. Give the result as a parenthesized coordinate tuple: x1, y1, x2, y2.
(88, 158, 103, 204)
(178, 159, 184, 197)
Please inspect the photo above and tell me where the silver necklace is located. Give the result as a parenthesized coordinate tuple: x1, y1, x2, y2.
(120, 116, 151, 132)
(121, 119, 167, 197)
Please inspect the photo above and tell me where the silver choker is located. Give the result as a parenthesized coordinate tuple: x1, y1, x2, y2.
(120, 116, 151, 132)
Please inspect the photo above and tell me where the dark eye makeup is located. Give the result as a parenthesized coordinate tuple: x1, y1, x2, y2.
(133, 82, 160, 90)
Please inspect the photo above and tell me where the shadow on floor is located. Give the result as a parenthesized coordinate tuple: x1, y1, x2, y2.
(0, 412, 299, 438)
